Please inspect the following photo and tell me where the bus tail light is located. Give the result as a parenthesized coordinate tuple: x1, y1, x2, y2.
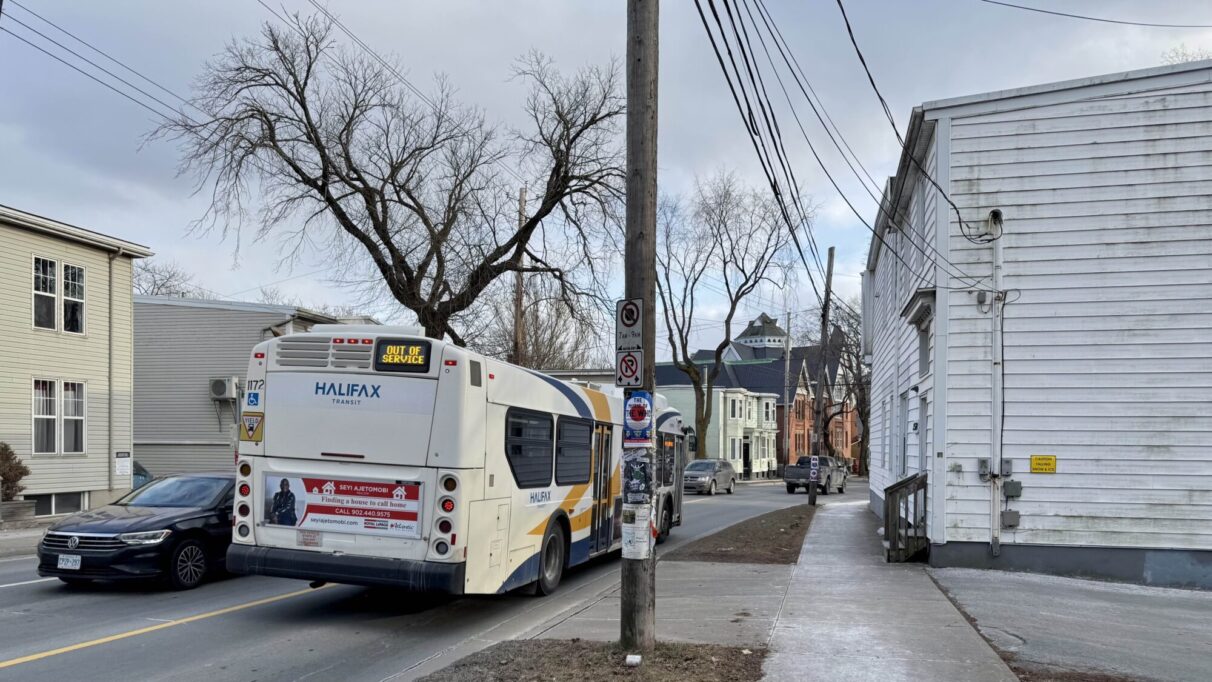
(444, 359, 457, 366)
(434, 541, 450, 556)
(439, 497, 455, 514)
(441, 476, 458, 492)
(238, 503, 251, 517)
(239, 483, 251, 497)
(450, 534, 456, 546)
(238, 461, 252, 477)
(437, 518, 452, 534)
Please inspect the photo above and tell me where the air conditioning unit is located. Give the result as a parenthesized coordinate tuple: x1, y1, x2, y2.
(209, 376, 239, 401)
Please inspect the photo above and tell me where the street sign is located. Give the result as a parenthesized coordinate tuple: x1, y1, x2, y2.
(616, 350, 642, 387)
(809, 455, 820, 482)
(623, 391, 654, 447)
(615, 298, 643, 352)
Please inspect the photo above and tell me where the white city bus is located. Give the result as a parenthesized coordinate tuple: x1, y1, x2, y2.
(228, 325, 686, 595)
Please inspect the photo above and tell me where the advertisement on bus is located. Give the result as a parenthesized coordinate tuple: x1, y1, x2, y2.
(263, 475, 422, 539)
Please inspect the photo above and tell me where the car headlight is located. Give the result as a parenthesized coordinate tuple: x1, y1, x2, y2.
(118, 530, 172, 545)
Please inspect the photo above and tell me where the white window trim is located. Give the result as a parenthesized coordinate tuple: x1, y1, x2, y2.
(62, 263, 86, 335)
(32, 378, 57, 454)
(62, 381, 87, 454)
(32, 255, 57, 331)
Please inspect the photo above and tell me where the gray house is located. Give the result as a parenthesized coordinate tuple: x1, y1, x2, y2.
(132, 297, 373, 475)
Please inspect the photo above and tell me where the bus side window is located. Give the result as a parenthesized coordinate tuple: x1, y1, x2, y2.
(504, 408, 554, 488)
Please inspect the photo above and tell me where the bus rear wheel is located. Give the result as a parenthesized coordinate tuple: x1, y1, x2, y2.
(535, 521, 566, 596)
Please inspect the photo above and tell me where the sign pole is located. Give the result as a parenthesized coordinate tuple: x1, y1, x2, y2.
(620, 0, 658, 654)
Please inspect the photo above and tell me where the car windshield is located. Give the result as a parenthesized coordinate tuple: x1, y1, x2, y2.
(116, 476, 229, 508)
(685, 461, 714, 472)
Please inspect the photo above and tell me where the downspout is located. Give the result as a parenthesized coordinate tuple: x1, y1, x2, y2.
(107, 248, 124, 492)
(990, 234, 1004, 556)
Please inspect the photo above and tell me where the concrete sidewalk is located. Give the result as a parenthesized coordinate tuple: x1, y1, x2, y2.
(762, 501, 1017, 681)
(0, 527, 44, 558)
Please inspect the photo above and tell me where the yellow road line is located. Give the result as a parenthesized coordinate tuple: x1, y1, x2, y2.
(0, 584, 332, 670)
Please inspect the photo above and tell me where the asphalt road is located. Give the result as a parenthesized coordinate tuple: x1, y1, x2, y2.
(0, 481, 814, 682)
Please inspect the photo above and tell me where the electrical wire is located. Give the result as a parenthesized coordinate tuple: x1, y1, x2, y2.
(834, 0, 996, 245)
(976, 0, 1212, 29)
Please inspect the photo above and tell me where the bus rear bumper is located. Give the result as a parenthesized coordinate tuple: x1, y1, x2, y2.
(227, 544, 465, 594)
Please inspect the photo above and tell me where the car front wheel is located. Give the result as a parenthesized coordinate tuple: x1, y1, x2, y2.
(821, 478, 831, 496)
(167, 538, 208, 590)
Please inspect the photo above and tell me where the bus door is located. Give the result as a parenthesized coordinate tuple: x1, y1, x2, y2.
(590, 423, 613, 554)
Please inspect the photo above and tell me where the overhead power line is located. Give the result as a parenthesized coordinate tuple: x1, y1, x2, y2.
(743, 0, 989, 291)
(834, 0, 996, 246)
(977, 0, 1212, 29)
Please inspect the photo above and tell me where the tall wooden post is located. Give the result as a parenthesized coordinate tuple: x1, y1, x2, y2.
(809, 248, 835, 506)
(620, 0, 658, 653)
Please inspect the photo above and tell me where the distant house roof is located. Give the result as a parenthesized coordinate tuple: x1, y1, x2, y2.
(736, 313, 787, 340)
(134, 295, 338, 324)
(656, 358, 806, 404)
(0, 203, 153, 257)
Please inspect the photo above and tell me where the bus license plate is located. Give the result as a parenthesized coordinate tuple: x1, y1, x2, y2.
(57, 554, 81, 570)
(297, 530, 322, 547)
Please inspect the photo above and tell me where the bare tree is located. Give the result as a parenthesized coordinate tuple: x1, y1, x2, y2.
(816, 299, 868, 472)
(254, 286, 365, 318)
(657, 172, 799, 459)
(158, 14, 623, 343)
(469, 276, 607, 370)
(133, 259, 211, 298)
(1161, 44, 1212, 64)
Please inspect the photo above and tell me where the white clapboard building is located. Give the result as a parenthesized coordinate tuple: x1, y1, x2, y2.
(862, 60, 1212, 588)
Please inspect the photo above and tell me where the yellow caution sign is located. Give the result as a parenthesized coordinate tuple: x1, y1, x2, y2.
(1030, 455, 1056, 473)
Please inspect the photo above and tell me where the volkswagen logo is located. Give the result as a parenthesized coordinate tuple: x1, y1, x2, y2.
(66, 536, 80, 550)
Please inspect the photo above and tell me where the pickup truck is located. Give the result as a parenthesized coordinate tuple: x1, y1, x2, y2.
(784, 455, 848, 495)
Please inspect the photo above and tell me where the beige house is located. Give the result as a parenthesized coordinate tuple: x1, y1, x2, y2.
(0, 205, 152, 516)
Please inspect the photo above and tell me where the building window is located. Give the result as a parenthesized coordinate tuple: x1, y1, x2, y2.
(730, 399, 738, 419)
(63, 264, 85, 334)
(27, 492, 86, 517)
(730, 438, 738, 459)
(505, 408, 553, 488)
(33, 379, 56, 454)
(555, 417, 592, 485)
(918, 321, 931, 377)
(33, 257, 56, 330)
(747, 401, 753, 420)
(62, 382, 86, 454)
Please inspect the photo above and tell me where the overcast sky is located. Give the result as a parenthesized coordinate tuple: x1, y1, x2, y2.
(2, 0, 1209, 354)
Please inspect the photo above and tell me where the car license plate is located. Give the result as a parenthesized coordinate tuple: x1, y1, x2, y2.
(297, 530, 322, 547)
(57, 554, 81, 570)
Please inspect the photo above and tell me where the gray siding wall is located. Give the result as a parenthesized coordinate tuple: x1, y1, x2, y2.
(938, 73, 1212, 549)
(134, 302, 288, 475)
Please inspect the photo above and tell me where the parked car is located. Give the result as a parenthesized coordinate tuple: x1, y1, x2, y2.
(37, 472, 235, 590)
(784, 455, 848, 495)
(682, 458, 738, 495)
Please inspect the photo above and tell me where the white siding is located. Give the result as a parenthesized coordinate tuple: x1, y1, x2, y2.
(866, 137, 939, 525)
(938, 74, 1212, 549)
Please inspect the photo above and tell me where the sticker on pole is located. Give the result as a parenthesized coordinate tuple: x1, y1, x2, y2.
(616, 350, 642, 387)
(809, 455, 820, 482)
(620, 503, 652, 559)
(623, 391, 653, 448)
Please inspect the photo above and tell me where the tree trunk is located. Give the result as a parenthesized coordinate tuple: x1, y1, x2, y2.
(693, 385, 710, 459)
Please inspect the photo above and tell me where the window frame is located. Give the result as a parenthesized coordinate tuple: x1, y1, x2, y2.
(61, 381, 86, 454)
(62, 263, 86, 335)
(504, 407, 554, 489)
(32, 378, 57, 454)
(32, 256, 57, 331)
(554, 416, 593, 486)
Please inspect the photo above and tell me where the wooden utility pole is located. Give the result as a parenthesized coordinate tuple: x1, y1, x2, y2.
(512, 186, 527, 366)
(808, 247, 834, 506)
(782, 310, 792, 473)
(620, 0, 658, 653)
(812, 247, 836, 458)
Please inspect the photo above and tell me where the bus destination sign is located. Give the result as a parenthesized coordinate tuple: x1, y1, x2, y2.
(374, 338, 431, 373)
